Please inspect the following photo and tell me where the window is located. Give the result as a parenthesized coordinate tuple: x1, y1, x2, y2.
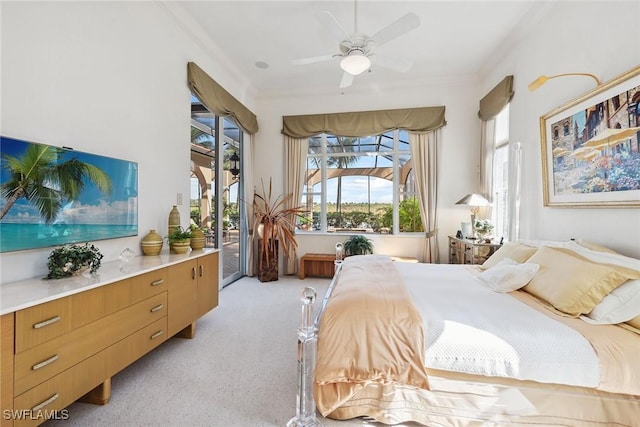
(301, 130, 421, 234)
(491, 105, 510, 240)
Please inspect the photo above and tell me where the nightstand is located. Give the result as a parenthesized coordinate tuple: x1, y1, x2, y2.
(449, 235, 502, 265)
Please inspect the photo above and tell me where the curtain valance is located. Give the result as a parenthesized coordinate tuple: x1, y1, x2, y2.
(187, 62, 259, 134)
(478, 75, 514, 121)
(282, 106, 446, 138)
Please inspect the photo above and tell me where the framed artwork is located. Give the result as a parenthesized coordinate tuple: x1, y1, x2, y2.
(0, 136, 138, 252)
(539, 66, 640, 207)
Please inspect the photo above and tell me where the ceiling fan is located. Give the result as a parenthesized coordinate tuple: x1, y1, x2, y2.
(292, 0, 420, 89)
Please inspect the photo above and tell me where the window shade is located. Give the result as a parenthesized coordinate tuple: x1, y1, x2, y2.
(478, 75, 514, 121)
(187, 62, 259, 134)
(282, 106, 446, 138)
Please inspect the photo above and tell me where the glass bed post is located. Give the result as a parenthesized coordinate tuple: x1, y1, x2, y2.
(288, 287, 323, 427)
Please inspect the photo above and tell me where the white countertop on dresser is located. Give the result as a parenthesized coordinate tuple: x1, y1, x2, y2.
(0, 248, 219, 315)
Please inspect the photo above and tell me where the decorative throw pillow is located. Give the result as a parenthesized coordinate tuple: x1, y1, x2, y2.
(481, 242, 537, 269)
(574, 239, 620, 255)
(522, 246, 640, 317)
(478, 259, 540, 292)
(581, 279, 640, 324)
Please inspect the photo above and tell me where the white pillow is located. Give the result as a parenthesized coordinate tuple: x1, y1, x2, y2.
(478, 260, 540, 292)
(580, 279, 640, 324)
(492, 257, 519, 266)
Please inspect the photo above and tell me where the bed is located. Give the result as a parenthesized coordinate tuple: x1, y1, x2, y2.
(313, 241, 640, 426)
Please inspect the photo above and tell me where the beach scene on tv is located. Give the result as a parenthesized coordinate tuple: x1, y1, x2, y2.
(550, 85, 640, 195)
(0, 136, 138, 252)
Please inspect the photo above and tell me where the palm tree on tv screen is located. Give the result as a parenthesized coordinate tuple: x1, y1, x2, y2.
(0, 144, 112, 223)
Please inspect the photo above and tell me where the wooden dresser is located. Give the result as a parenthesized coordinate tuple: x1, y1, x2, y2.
(0, 250, 219, 426)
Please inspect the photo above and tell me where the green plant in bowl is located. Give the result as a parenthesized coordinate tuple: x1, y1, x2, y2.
(167, 227, 191, 253)
(46, 243, 103, 279)
(343, 235, 374, 256)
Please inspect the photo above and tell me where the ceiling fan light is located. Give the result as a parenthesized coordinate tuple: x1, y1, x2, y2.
(340, 51, 371, 76)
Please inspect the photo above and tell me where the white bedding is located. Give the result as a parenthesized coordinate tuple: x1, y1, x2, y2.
(396, 262, 600, 388)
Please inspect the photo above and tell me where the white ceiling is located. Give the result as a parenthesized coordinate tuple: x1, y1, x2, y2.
(164, 1, 547, 98)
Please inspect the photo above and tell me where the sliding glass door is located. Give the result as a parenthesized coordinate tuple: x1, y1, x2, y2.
(190, 94, 245, 287)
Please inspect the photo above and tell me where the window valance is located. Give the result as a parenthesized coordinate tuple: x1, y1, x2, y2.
(187, 62, 259, 134)
(281, 106, 446, 138)
(478, 75, 514, 121)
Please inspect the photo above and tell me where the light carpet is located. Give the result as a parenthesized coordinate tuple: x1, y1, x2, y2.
(43, 275, 387, 427)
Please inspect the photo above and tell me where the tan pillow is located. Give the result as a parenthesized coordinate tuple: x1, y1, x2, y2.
(575, 239, 620, 255)
(481, 242, 537, 269)
(627, 315, 640, 330)
(522, 246, 640, 317)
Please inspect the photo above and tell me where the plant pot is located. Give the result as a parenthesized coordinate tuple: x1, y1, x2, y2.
(258, 254, 279, 282)
(258, 239, 278, 282)
(170, 239, 191, 254)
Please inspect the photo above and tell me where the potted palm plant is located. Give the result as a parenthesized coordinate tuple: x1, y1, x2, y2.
(253, 179, 305, 282)
(343, 235, 374, 256)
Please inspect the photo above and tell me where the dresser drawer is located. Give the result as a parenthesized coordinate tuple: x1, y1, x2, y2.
(15, 298, 73, 354)
(13, 349, 108, 427)
(106, 317, 167, 377)
(129, 268, 168, 304)
(14, 292, 167, 395)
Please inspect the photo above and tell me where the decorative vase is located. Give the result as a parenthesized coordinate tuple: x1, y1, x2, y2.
(190, 227, 205, 250)
(141, 229, 163, 256)
(170, 239, 191, 254)
(258, 239, 278, 282)
(168, 205, 181, 236)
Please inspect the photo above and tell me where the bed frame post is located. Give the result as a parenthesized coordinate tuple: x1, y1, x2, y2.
(287, 287, 323, 427)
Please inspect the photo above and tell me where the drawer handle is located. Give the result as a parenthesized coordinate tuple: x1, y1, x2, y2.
(31, 393, 59, 412)
(151, 279, 165, 286)
(32, 354, 59, 371)
(199, 265, 203, 277)
(150, 330, 164, 340)
(33, 315, 61, 329)
(150, 304, 164, 313)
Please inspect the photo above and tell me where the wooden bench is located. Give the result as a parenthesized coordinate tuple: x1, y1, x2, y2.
(299, 254, 419, 279)
(299, 253, 336, 279)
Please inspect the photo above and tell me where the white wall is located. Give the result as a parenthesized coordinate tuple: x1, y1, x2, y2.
(0, 1, 255, 282)
(481, 1, 640, 258)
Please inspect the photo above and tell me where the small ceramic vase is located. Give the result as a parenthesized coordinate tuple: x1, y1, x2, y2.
(141, 229, 163, 255)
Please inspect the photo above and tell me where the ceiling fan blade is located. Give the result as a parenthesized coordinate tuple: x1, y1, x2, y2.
(371, 12, 420, 47)
(292, 54, 336, 66)
(374, 56, 413, 73)
(316, 11, 351, 42)
(339, 71, 354, 89)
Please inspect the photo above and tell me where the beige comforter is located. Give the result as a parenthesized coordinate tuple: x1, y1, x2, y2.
(315, 258, 640, 426)
(314, 255, 430, 416)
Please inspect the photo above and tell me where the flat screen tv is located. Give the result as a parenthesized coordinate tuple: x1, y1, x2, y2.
(0, 136, 138, 252)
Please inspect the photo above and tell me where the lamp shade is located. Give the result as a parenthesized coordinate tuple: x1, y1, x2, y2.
(340, 51, 371, 76)
(455, 193, 490, 207)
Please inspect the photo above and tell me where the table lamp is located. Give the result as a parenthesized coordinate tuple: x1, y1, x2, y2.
(455, 193, 490, 237)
